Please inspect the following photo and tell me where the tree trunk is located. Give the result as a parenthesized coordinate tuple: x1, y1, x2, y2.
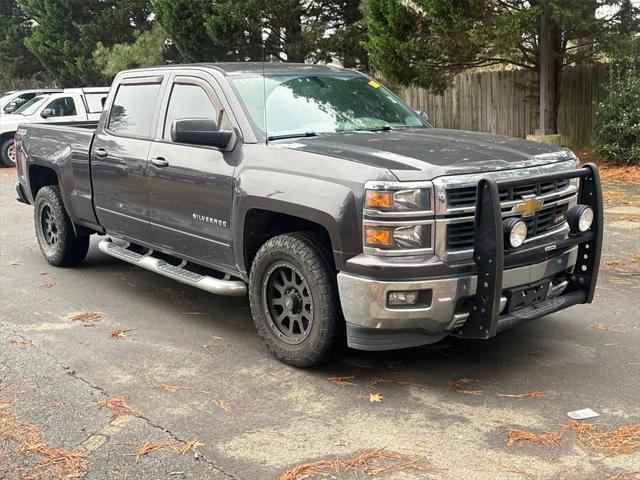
(538, 11, 562, 134)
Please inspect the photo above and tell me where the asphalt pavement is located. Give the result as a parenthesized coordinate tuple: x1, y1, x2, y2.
(1, 167, 639, 479)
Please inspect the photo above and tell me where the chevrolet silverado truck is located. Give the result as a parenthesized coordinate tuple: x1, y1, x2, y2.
(14, 63, 602, 367)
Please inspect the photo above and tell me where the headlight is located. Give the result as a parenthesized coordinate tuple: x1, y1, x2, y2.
(363, 181, 434, 256)
(503, 218, 528, 248)
(567, 205, 593, 233)
(364, 224, 432, 253)
(365, 185, 432, 213)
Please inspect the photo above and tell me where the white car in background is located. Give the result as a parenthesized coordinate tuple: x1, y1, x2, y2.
(0, 89, 63, 115)
(0, 87, 109, 167)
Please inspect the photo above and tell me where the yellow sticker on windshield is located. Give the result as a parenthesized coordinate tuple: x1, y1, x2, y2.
(368, 80, 381, 88)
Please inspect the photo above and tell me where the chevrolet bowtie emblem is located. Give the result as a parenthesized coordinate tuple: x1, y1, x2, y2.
(513, 196, 543, 217)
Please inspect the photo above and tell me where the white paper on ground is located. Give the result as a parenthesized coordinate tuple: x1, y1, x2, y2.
(567, 408, 600, 420)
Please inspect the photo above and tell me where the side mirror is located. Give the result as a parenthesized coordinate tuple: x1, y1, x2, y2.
(415, 109, 430, 124)
(41, 108, 53, 119)
(171, 118, 233, 150)
(4, 102, 17, 114)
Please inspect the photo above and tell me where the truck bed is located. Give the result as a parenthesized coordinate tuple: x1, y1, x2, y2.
(16, 122, 101, 231)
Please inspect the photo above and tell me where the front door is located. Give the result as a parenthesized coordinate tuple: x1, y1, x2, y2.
(92, 76, 165, 243)
(147, 74, 236, 268)
(41, 95, 84, 123)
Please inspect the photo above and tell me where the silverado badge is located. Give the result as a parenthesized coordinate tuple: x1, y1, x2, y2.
(512, 195, 543, 217)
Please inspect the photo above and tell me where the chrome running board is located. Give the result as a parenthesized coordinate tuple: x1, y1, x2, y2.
(98, 238, 247, 296)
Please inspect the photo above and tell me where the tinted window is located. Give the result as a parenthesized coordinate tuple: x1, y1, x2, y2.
(164, 84, 218, 140)
(85, 93, 107, 113)
(14, 93, 36, 108)
(2, 92, 36, 113)
(45, 97, 77, 117)
(108, 83, 161, 137)
(15, 95, 48, 115)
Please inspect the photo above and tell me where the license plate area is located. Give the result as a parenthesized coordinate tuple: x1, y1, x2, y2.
(505, 280, 550, 313)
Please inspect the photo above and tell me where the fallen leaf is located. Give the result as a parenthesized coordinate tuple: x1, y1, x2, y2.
(144, 375, 208, 394)
(328, 376, 357, 387)
(368, 378, 395, 386)
(506, 429, 563, 447)
(566, 421, 640, 454)
(449, 378, 485, 395)
(69, 312, 103, 326)
(214, 400, 231, 412)
(110, 328, 135, 339)
(591, 322, 625, 332)
(38, 282, 56, 289)
(97, 396, 137, 417)
(7, 338, 30, 347)
(277, 448, 443, 480)
(497, 391, 548, 399)
(135, 441, 175, 461)
(178, 439, 203, 455)
(0, 396, 87, 478)
(358, 392, 384, 403)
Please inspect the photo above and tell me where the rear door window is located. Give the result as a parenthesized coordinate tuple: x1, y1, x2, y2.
(108, 83, 161, 138)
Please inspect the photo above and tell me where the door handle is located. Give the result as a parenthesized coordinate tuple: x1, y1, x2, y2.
(95, 148, 108, 158)
(150, 157, 169, 167)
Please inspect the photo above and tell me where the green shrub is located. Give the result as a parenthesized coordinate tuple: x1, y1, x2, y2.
(593, 73, 640, 166)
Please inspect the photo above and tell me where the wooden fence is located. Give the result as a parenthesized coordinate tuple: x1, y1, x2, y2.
(398, 63, 611, 149)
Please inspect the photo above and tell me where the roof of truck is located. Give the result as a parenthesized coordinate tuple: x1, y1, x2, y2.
(123, 62, 363, 77)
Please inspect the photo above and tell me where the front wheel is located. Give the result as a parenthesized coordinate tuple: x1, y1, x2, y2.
(248, 232, 343, 367)
(34, 186, 90, 266)
(0, 138, 16, 167)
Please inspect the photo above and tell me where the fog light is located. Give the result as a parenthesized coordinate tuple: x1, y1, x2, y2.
(388, 291, 419, 306)
(567, 205, 593, 233)
(503, 218, 528, 248)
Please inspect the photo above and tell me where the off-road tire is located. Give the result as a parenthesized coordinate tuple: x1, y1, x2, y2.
(0, 138, 15, 167)
(249, 232, 343, 367)
(34, 186, 90, 266)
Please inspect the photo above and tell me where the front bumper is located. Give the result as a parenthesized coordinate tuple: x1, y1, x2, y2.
(338, 164, 602, 351)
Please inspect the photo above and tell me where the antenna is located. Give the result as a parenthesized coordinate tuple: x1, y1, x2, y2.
(262, 16, 268, 144)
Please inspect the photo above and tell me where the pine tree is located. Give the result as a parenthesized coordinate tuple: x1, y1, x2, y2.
(362, 0, 640, 133)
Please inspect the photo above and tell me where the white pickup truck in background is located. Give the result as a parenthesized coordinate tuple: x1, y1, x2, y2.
(0, 89, 63, 115)
(0, 87, 108, 167)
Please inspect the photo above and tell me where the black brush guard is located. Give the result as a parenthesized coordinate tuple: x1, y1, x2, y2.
(453, 163, 603, 339)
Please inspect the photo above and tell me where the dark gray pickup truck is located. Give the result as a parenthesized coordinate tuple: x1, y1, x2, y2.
(15, 63, 602, 367)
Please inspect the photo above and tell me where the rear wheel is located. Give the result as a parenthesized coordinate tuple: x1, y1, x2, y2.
(34, 186, 90, 266)
(248, 232, 343, 367)
(0, 138, 15, 167)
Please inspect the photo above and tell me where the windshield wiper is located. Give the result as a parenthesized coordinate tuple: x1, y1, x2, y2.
(267, 131, 318, 141)
(337, 125, 396, 133)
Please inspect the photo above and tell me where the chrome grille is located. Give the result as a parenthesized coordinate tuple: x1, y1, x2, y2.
(432, 160, 582, 260)
(446, 179, 571, 209)
(446, 204, 569, 251)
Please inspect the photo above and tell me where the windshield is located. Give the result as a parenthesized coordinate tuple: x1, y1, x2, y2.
(14, 95, 48, 115)
(231, 73, 426, 139)
(0, 92, 16, 109)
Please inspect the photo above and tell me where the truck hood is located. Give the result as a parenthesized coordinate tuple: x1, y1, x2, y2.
(271, 128, 576, 180)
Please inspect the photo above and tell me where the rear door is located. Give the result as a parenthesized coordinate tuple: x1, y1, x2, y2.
(147, 71, 237, 268)
(91, 75, 166, 243)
